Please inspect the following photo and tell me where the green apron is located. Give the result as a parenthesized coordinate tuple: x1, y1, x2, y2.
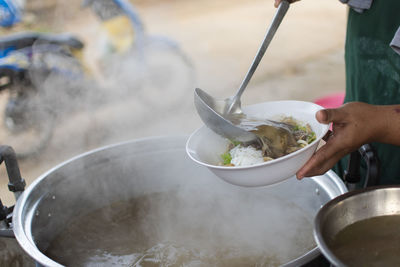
(333, 0, 400, 185)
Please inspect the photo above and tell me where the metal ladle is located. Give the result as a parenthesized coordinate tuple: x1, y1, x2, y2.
(194, 0, 291, 145)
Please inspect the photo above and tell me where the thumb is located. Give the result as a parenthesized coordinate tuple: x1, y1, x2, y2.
(316, 108, 346, 124)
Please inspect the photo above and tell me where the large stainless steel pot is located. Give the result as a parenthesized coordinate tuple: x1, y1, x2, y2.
(314, 185, 400, 267)
(1, 136, 347, 266)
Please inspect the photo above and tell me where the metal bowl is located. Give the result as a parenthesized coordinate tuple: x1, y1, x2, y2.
(7, 136, 346, 266)
(314, 185, 400, 266)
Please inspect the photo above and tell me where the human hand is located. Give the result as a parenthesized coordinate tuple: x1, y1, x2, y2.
(274, 0, 300, 8)
(296, 102, 386, 179)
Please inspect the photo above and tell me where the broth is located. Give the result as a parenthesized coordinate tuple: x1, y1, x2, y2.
(328, 215, 400, 267)
(45, 191, 315, 266)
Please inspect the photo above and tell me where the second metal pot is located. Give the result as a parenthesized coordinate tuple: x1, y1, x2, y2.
(314, 185, 400, 266)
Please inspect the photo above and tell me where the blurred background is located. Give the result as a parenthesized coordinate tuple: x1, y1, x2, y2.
(0, 0, 347, 205)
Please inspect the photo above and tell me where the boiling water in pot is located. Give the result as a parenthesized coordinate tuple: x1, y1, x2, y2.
(45, 190, 315, 266)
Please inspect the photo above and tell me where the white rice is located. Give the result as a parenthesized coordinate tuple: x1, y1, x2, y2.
(230, 145, 264, 167)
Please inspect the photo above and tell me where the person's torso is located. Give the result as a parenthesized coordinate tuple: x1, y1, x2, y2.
(336, 0, 400, 185)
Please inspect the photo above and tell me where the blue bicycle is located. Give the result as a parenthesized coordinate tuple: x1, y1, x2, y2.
(0, 0, 22, 27)
(0, 0, 194, 159)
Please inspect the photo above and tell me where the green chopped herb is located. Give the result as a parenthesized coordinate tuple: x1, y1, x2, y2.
(221, 152, 232, 165)
(307, 132, 316, 143)
(293, 124, 307, 132)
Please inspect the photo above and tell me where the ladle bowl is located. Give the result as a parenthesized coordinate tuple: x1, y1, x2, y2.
(194, 88, 258, 144)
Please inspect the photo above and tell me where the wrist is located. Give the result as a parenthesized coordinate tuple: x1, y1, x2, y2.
(372, 105, 399, 145)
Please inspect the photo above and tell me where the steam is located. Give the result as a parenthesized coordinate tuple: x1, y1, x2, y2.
(133, 185, 315, 266)
(12, 2, 316, 265)
(10, 0, 195, 161)
(44, 158, 316, 267)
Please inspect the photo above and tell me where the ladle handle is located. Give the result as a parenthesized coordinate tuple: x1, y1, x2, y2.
(233, 0, 290, 103)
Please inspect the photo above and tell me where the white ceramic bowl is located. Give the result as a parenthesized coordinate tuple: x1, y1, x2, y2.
(186, 100, 329, 187)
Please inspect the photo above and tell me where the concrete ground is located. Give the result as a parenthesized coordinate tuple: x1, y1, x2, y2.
(0, 0, 347, 204)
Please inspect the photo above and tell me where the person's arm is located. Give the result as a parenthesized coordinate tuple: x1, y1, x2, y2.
(296, 102, 400, 179)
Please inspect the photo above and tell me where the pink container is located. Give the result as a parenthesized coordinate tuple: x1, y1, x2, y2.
(314, 92, 345, 109)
